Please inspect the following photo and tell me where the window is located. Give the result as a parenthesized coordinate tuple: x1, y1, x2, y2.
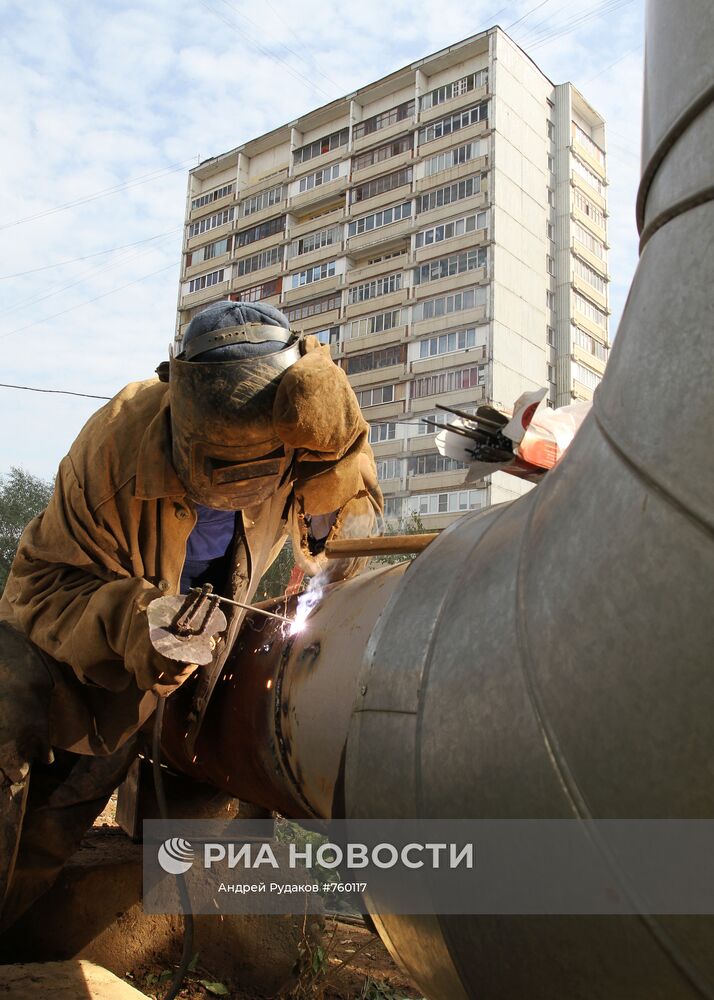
(573, 291, 608, 328)
(236, 278, 282, 302)
(288, 225, 342, 259)
(572, 155, 605, 195)
(284, 293, 341, 322)
(348, 201, 412, 237)
(185, 236, 231, 267)
(547, 154, 555, 173)
(547, 119, 554, 140)
(413, 286, 487, 321)
(415, 210, 488, 248)
(572, 361, 602, 390)
(546, 221, 554, 240)
(571, 324, 609, 362)
(547, 187, 555, 207)
(241, 184, 284, 217)
(369, 421, 397, 444)
(413, 409, 475, 436)
(314, 326, 341, 346)
(348, 307, 405, 340)
(236, 215, 285, 247)
(419, 70, 488, 111)
(547, 254, 555, 276)
(411, 364, 485, 399)
(418, 102, 489, 145)
(355, 384, 396, 407)
(236, 245, 282, 277)
(353, 100, 415, 140)
(404, 489, 486, 516)
(346, 345, 404, 374)
(191, 183, 233, 211)
(351, 167, 413, 204)
(572, 122, 605, 166)
(418, 327, 486, 358)
(294, 128, 349, 164)
(547, 325, 555, 346)
(298, 163, 341, 193)
(546, 289, 556, 310)
(290, 260, 337, 288)
(547, 363, 556, 383)
(367, 249, 406, 266)
(376, 458, 404, 481)
(418, 174, 483, 213)
(572, 221, 606, 259)
(573, 189, 606, 229)
(348, 272, 402, 304)
(413, 247, 487, 285)
(187, 207, 234, 239)
(573, 256, 608, 296)
(353, 136, 413, 172)
(423, 140, 486, 177)
(408, 453, 466, 475)
(188, 268, 226, 293)
(384, 497, 403, 519)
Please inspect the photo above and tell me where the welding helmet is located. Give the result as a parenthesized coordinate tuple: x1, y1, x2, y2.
(169, 301, 302, 510)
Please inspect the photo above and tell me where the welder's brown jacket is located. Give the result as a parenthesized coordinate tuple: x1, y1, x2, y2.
(0, 343, 382, 755)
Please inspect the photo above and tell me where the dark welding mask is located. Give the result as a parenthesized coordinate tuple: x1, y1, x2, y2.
(169, 310, 303, 510)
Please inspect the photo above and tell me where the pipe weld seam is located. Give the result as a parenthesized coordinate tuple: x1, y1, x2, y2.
(636, 80, 714, 234)
(639, 186, 714, 251)
(592, 401, 714, 541)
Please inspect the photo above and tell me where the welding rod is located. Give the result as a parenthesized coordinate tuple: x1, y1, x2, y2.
(188, 589, 293, 625)
(324, 533, 440, 558)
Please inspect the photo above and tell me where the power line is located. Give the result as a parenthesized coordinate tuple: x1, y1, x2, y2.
(219, 0, 342, 92)
(199, 0, 332, 101)
(0, 261, 177, 340)
(0, 383, 111, 401)
(0, 159, 196, 231)
(525, 0, 636, 50)
(4, 233, 178, 317)
(582, 44, 642, 82)
(505, 0, 554, 32)
(0, 228, 183, 281)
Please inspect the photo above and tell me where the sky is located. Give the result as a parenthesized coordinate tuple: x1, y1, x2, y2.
(0, 0, 645, 480)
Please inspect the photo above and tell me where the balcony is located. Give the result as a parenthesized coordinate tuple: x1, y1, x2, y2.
(346, 217, 414, 258)
(288, 175, 348, 215)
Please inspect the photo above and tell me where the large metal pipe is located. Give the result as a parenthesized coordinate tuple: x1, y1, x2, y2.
(161, 563, 407, 818)
(162, 3, 714, 996)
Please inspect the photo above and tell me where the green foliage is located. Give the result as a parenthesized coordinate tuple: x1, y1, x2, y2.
(0, 466, 53, 593)
(255, 537, 299, 600)
(360, 979, 422, 1000)
(370, 511, 426, 566)
(199, 981, 230, 996)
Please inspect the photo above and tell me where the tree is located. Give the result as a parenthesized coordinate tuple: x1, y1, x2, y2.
(370, 510, 427, 566)
(0, 467, 54, 593)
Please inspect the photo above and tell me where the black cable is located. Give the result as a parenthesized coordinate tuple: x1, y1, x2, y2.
(0, 383, 111, 400)
(152, 698, 195, 1000)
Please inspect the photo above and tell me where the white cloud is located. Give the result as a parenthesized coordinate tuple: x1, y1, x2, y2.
(1, 0, 645, 479)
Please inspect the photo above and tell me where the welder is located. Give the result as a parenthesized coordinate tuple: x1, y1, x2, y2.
(0, 299, 382, 930)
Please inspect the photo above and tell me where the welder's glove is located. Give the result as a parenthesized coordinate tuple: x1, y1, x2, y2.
(274, 341, 383, 580)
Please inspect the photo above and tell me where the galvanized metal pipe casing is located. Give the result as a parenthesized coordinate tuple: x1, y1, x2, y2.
(342, 1, 714, 996)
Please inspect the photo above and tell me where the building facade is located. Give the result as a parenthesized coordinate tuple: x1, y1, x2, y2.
(176, 27, 609, 529)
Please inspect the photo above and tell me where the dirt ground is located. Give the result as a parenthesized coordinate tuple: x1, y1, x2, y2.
(94, 798, 424, 1000)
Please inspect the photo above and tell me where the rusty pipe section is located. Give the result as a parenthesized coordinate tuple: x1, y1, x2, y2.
(160, 562, 407, 818)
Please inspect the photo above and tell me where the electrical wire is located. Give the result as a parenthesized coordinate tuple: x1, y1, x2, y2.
(504, 0, 554, 32)
(0, 160, 196, 232)
(199, 0, 332, 101)
(525, 0, 636, 50)
(218, 0, 342, 92)
(0, 260, 177, 340)
(0, 383, 111, 400)
(0, 228, 183, 281)
(4, 233, 179, 317)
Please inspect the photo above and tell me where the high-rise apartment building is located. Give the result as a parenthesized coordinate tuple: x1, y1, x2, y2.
(176, 27, 609, 529)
